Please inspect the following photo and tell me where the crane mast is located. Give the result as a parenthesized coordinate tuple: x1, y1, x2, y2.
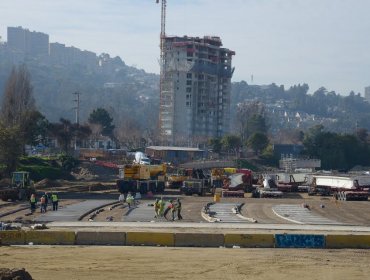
(156, 0, 167, 140)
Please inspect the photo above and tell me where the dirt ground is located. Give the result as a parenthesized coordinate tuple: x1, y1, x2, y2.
(1, 246, 370, 280)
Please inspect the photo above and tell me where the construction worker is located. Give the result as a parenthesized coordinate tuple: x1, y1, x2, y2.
(164, 200, 176, 221)
(51, 193, 59, 211)
(158, 197, 165, 217)
(176, 198, 183, 220)
(30, 194, 36, 213)
(154, 198, 160, 218)
(126, 192, 134, 209)
(40, 195, 46, 213)
(118, 193, 125, 207)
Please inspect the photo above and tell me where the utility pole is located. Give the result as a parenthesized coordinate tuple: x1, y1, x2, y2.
(73, 92, 81, 150)
(73, 92, 81, 125)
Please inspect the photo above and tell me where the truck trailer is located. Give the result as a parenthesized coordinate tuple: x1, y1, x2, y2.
(308, 175, 370, 201)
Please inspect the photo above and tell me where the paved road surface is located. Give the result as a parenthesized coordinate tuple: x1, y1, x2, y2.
(272, 204, 343, 225)
(37, 200, 115, 222)
(209, 203, 249, 223)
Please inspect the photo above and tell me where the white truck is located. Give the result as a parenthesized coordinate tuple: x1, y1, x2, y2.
(308, 175, 370, 201)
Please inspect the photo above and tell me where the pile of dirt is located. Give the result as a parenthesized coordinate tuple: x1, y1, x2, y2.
(71, 167, 98, 181)
(34, 179, 62, 189)
(0, 268, 33, 280)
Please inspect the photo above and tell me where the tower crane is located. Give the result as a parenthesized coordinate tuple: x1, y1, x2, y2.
(156, 0, 167, 138)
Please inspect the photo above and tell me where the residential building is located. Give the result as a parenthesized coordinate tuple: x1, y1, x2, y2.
(365, 86, 370, 102)
(7, 26, 49, 56)
(160, 35, 235, 144)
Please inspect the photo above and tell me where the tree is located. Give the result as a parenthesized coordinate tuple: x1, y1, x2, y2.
(88, 108, 115, 137)
(236, 101, 266, 141)
(221, 135, 241, 156)
(48, 118, 91, 154)
(0, 66, 36, 174)
(20, 110, 49, 146)
(208, 137, 222, 153)
(0, 123, 23, 175)
(247, 132, 269, 155)
(1, 65, 35, 127)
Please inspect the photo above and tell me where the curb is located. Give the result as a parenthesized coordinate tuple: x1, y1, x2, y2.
(78, 201, 121, 221)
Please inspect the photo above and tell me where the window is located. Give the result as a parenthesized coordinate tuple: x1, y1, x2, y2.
(186, 87, 192, 93)
(186, 80, 192, 86)
(186, 73, 192, 79)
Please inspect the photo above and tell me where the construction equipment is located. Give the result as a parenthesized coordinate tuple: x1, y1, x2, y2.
(210, 168, 226, 189)
(181, 179, 210, 196)
(252, 175, 283, 198)
(0, 171, 35, 201)
(156, 0, 167, 138)
(308, 175, 370, 201)
(116, 164, 167, 194)
(166, 168, 205, 189)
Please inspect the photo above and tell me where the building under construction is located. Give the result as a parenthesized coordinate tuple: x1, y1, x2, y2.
(159, 35, 235, 144)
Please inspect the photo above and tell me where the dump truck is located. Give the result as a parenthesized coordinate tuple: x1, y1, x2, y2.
(308, 174, 370, 201)
(0, 171, 35, 201)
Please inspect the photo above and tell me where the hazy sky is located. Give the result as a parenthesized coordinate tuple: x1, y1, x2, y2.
(1, 0, 369, 95)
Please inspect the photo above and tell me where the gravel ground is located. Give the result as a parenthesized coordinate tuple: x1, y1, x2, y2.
(1, 246, 370, 280)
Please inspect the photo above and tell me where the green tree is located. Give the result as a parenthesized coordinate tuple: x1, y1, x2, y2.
(21, 110, 49, 146)
(221, 135, 241, 155)
(247, 132, 269, 155)
(88, 108, 115, 137)
(208, 137, 222, 153)
(0, 124, 23, 175)
(48, 118, 91, 154)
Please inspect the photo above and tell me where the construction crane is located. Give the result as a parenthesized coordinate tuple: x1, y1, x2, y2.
(156, 0, 167, 139)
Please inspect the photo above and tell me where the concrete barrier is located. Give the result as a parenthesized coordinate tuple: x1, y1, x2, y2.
(275, 234, 325, 248)
(224, 233, 274, 248)
(326, 235, 370, 249)
(76, 231, 126, 245)
(126, 232, 174, 246)
(0, 230, 26, 245)
(26, 230, 75, 245)
(175, 233, 224, 247)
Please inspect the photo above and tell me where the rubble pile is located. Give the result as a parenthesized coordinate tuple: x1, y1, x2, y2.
(71, 167, 98, 181)
(34, 179, 61, 189)
(0, 268, 33, 280)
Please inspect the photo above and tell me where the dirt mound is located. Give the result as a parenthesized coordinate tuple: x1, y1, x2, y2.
(71, 167, 98, 181)
(0, 268, 33, 280)
(34, 179, 62, 189)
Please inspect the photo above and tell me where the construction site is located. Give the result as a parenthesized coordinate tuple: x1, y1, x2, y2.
(1, 1, 370, 280)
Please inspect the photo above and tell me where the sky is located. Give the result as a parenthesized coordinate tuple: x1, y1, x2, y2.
(0, 0, 369, 95)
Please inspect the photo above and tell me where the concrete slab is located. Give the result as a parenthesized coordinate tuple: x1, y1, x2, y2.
(36, 200, 115, 222)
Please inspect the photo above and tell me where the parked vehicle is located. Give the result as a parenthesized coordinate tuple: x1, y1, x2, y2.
(308, 175, 370, 201)
(0, 171, 35, 201)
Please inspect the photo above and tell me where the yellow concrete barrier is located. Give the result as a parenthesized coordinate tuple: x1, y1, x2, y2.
(224, 233, 274, 248)
(76, 231, 126, 245)
(175, 233, 224, 247)
(26, 230, 75, 245)
(326, 234, 370, 249)
(126, 232, 174, 246)
(0, 230, 26, 245)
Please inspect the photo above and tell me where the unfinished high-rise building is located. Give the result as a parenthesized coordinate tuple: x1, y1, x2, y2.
(159, 36, 235, 144)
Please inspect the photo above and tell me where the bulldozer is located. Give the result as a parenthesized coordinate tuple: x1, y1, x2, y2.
(0, 171, 35, 201)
